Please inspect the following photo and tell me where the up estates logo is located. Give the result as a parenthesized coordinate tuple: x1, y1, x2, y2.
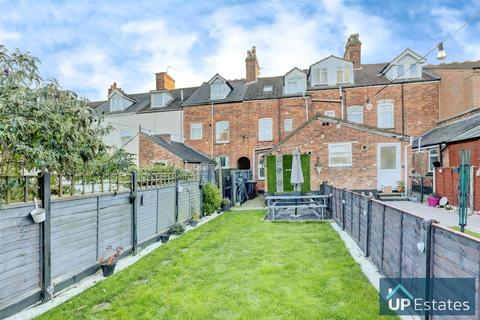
(385, 283, 414, 311)
(379, 278, 476, 316)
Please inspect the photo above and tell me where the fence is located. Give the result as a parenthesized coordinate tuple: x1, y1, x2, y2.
(435, 166, 480, 212)
(0, 172, 202, 319)
(324, 184, 480, 319)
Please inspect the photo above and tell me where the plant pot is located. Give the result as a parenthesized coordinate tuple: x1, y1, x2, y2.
(190, 221, 198, 227)
(221, 205, 231, 211)
(427, 196, 440, 207)
(101, 264, 116, 277)
(30, 208, 46, 223)
(396, 187, 404, 193)
(160, 233, 170, 243)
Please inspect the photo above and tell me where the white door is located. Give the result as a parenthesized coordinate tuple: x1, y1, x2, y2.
(377, 143, 401, 190)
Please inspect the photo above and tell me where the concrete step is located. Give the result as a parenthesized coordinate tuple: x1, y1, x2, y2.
(378, 196, 409, 201)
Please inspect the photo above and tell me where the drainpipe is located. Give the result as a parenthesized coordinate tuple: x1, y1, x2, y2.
(303, 92, 308, 121)
(180, 108, 184, 142)
(211, 102, 214, 157)
(339, 86, 344, 120)
(404, 136, 413, 196)
(401, 83, 405, 135)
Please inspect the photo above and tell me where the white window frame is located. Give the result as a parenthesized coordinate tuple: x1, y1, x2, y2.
(216, 155, 230, 168)
(377, 102, 394, 128)
(396, 64, 405, 78)
(347, 105, 363, 124)
(284, 118, 293, 132)
(110, 96, 123, 112)
(428, 148, 440, 173)
(151, 92, 172, 108)
(285, 76, 305, 94)
(324, 110, 335, 117)
(263, 85, 273, 92)
(320, 68, 328, 84)
(190, 123, 202, 140)
(328, 142, 352, 167)
(336, 66, 351, 84)
(211, 80, 227, 100)
(120, 129, 131, 145)
(215, 121, 230, 143)
(258, 118, 273, 141)
(257, 155, 266, 180)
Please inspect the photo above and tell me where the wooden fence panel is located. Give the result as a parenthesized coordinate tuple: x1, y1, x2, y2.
(344, 191, 352, 234)
(382, 207, 403, 278)
(50, 197, 98, 282)
(400, 213, 425, 278)
(157, 187, 176, 233)
(98, 193, 132, 254)
(0, 204, 41, 312)
(369, 201, 385, 270)
(137, 189, 158, 244)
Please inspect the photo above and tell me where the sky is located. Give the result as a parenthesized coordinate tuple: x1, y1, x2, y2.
(0, 0, 479, 100)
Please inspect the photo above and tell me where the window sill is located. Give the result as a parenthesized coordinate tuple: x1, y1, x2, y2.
(258, 139, 274, 142)
(215, 142, 229, 145)
(190, 138, 202, 141)
(328, 165, 353, 168)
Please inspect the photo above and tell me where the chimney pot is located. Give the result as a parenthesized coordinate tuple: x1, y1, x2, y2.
(155, 72, 175, 91)
(343, 33, 362, 69)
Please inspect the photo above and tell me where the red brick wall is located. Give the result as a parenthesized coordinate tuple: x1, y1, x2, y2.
(447, 140, 480, 167)
(270, 118, 408, 190)
(138, 134, 184, 168)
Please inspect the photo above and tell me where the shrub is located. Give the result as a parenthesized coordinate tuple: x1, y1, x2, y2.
(221, 198, 231, 208)
(203, 183, 221, 215)
(169, 223, 185, 235)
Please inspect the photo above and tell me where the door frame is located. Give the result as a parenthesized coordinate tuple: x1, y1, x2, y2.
(376, 143, 401, 190)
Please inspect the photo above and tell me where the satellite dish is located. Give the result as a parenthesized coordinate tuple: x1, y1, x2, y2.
(439, 197, 448, 206)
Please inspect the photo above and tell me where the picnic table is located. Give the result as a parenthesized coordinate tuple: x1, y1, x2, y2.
(265, 194, 330, 220)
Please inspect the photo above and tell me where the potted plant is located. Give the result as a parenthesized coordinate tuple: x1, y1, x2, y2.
(99, 246, 123, 277)
(170, 223, 185, 235)
(221, 198, 231, 212)
(427, 193, 441, 207)
(190, 211, 200, 227)
(396, 180, 405, 193)
(159, 232, 170, 243)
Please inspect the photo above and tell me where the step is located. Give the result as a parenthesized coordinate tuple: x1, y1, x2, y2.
(378, 196, 409, 201)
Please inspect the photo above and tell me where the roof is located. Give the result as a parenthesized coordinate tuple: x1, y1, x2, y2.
(379, 49, 425, 75)
(413, 113, 480, 148)
(268, 113, 409, 153)
(144, 134, 216, 164)
(425, 60, 480, 69)
(182, 79, 247, 106)
(90, 86, 198, 115)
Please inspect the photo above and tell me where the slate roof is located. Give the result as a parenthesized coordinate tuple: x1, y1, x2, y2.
(90, 86, 198, 115)
(412, 113, 480, 148)
(145, 134, 216, 164)
(425, 61, 480, 69)
(182, 79, 247, 106)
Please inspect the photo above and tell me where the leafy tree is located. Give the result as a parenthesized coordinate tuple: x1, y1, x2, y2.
(0, 45, 132, 175)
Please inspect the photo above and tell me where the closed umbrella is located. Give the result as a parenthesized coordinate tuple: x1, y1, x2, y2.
(290, 149, 304, 191)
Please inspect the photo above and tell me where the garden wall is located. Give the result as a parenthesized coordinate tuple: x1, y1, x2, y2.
(0, 174, 201, 319)
(325, 185, 480, 320)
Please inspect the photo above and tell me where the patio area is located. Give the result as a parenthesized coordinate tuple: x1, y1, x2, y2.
(36, 211, 390, 320)
(386, 200, 480, 234)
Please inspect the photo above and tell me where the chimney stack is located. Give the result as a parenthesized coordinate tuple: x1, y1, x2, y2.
(108, 82, 118, 96)
(155, 72, 175, 91)
(343, 34, 362, 69)
(245, 46, 260, 83)
(158, 133, 172, 144)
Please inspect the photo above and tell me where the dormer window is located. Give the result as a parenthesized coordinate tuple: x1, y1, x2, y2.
(109, 92, 133, 112)
(210, 79, 229, 100)
(151, 92, 173, 108)
(382, 49, 424, 80)
(284, 68, 306, 95)
(336, 66, 351, 84)
(312, 68, 328, 85)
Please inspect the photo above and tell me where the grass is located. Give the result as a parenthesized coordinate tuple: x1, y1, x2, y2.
(450, 226, 480, 238)
(38, 211, 391, 320)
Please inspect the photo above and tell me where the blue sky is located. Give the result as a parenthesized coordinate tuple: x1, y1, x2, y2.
(1, 0, 479, 100)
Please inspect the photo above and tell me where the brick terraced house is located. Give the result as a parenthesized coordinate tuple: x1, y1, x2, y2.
(182, 34, 440, 190)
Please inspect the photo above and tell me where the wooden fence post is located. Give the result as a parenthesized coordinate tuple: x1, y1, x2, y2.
(365, 197, 371, 257)
(175, 169, 179, 222)
(131, 172, 138, 254)
(38, 172, 52, 301)
(423, 219, 433, 320)
(341, 189, 346, 230)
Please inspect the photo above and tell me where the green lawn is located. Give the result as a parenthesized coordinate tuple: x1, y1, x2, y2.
(39, 211, 391, 320)
(450, 226, 480, 238)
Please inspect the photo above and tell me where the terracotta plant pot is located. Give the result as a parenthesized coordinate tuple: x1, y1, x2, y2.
(427, 196, 440, 207)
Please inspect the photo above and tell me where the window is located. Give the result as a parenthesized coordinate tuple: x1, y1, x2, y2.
(328, 143, 352, 167)
(263, 85, 273, 92)
(347, 106, 363, 124)
(151, 92, 172, 108)
(380, 146, 397, 170)
(312, 68, 328, 85)
(336, 66, 351, 83)
(324, 110, 335, 117)
(285, 76, 305, 94)
(258, 118, 273, 141)
(190, 123, 202, 140)
(216, 121, 229, 143)
(110, 96, 124, 112)
(377, 102, 394, 128)
(320, 68, 328, 84)
(428, 148, 440, 173)
(258, 155, 266, 180)
(396, 64, 405, 78)
(120, 129, 131, 145)
(284, 118, 293, 132)
(216, 155, 230, 168)
(409, 64, 418, 78)
(211, 80, 228, 100)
